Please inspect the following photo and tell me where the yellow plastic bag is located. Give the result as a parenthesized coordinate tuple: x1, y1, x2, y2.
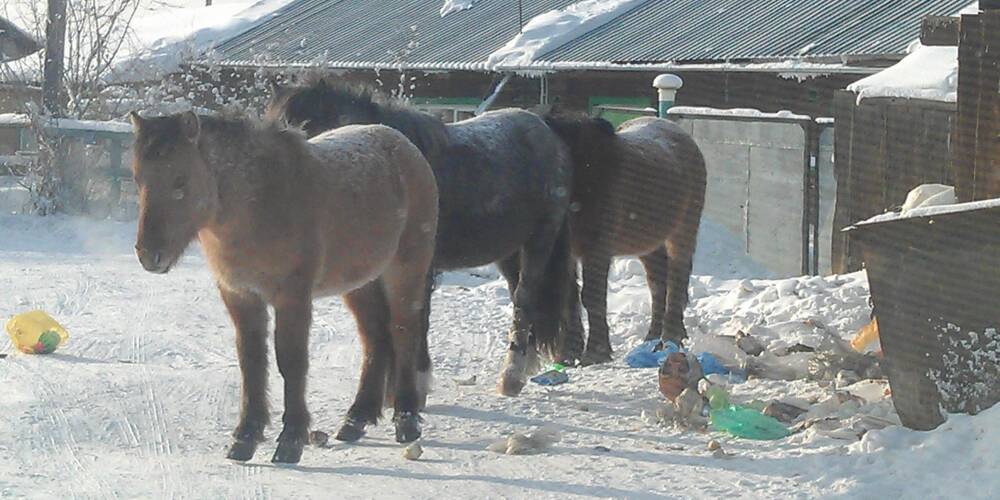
(5, 311, 69, 354)
(850, 318, 879, 353)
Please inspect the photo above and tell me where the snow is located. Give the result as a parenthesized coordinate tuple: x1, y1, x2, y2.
(0, 113, 30, 126)
(110, 0, 295, 82)
(668, 106, 811, 121)
(486, 0, 648, 70)
(1, 213, 999, 498)
(0, 113, 130, 134)
(857, 197, 1000, 225)
(847, 43, 960, 103)
(440, 0, 486, 17)
(847, 2, 980, 103)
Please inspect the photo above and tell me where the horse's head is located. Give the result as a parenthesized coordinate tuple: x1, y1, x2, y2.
(129, 111, 219, 274)
(265, 78, 378, 138)
(543, 111, 616, 174)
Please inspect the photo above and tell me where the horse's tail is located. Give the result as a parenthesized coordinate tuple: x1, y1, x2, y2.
(533, 216, 577, 362)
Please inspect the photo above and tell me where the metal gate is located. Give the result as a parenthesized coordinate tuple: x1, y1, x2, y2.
(668, 108, 833, 277)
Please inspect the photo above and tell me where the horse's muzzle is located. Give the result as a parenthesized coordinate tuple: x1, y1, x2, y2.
(136, 246, 170, 274)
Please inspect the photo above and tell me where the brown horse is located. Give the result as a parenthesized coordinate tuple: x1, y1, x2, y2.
(543, 113, 707, 365)
(128, 111, 438, 464)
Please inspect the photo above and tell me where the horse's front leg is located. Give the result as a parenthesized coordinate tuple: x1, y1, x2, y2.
(220, 287, 270, 462)
(271, 285, 312, 464)
(497, 231, 562, 396)
(580, 254, 613, 366)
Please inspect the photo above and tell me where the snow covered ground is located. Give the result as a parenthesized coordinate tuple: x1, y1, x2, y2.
(1, 214, 998, 499)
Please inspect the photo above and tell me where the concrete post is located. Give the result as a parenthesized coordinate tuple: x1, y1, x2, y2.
(653, 74, 683, 117)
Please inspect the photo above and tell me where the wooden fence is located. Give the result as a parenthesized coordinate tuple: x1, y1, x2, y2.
(831, 92, 957, 273)
(954, 9, 1000, 201)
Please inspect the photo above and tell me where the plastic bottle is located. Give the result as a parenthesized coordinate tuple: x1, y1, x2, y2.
(704, 386, 730, 410)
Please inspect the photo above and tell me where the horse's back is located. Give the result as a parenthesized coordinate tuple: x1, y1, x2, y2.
(305, 124, 438, 294)
(593, 116, 706, 255)
(432, 108, 571, 268)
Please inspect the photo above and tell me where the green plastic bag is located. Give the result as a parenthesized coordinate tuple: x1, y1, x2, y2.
(709, 405, 789, 440)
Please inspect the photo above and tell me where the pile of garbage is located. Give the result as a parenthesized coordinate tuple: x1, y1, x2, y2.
(633, 316, 894, 443)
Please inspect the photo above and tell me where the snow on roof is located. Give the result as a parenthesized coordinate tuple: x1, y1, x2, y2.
(847, 2, 979, 103)
(440, 0, 487, 17)
(668, 106, 812, 121)
(109, 0, 295, 83)
(486, 0, 647, 70)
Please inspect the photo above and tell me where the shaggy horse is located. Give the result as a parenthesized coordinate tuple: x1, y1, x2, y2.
(129, 111, 438, 463)
(266, 80, 573, 399)
(543, 113, 707, 365)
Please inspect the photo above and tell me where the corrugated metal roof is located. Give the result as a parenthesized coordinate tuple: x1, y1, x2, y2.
(538, 0, 971, 65)
(213, 0, 972, 71)
(215, 0, 577, 70)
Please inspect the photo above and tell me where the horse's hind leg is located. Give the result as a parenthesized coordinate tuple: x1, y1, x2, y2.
(414, 269, 438, 410)
(382, 261, 433, 443)
(559, 265, 586, 365)
(663, 236, 695, 344)
(640, 246, 669, 342)
(579, 254, 613, 365)
(219, 287, 270, 462)
(336, 279, 392, 443)
(271, 284, 313, 464)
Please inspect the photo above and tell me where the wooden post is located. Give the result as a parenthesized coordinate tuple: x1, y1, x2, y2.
(42, 0, 67, 117)
(954, 9, 1000, 201)
(921, 16, 960, 46)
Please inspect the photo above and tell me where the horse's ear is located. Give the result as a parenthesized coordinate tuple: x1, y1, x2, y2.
(128, 111, 144, 131)
(179, 111, 200, 143)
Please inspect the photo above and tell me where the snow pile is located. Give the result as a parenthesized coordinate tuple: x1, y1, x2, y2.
(440, 0, 486, 17)
(847, 2, 979, 103)
(830, 404, 1000, 498)
(111, 0, 295, 82)
(486, 0, 648, 69)
(899, 183, 956, 212)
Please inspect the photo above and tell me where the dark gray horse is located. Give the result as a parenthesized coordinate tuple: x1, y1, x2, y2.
(266, 79, 573, 436)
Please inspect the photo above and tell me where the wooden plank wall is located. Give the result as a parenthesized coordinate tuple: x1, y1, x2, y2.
(832, 91, 957, 273)
(955, 10, 1000, 201)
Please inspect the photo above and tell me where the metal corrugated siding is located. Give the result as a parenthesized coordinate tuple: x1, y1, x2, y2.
(215, 0, 577, 68)
(539, 0, 971, 64)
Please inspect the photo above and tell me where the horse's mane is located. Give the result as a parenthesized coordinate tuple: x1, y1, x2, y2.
(276, 78, 450, 162)
(541, 109, 618, 195)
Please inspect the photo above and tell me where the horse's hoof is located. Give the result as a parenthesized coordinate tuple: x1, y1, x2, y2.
(271, 439, 304, 464)
(334, 418, 367, 442)
(393, 412, 422, 443)
(497, 375, 525, 397)
(579, 348, 613, 366)
(226, 439, 258, 462)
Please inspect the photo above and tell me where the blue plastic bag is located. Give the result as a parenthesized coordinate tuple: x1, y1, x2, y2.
(696, 352, 747, 383)
(624, 340, 681, 368)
